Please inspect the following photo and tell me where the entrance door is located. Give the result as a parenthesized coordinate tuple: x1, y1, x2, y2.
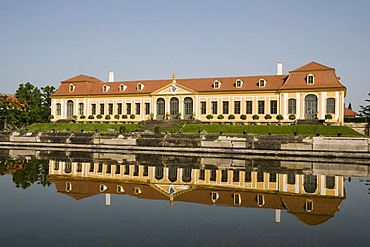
(305, 94, 318, 119)
(170, 97, 179, 119)
(66, 100, 74, 119)
(156, 98, 165, 120)
(183, 97, 193, 120)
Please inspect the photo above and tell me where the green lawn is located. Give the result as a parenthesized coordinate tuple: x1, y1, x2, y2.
(181, 123, 363, 137)
(21, 123, 140, 133)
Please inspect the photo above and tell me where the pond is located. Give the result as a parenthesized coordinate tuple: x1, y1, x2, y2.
(0, 150, 369, 246)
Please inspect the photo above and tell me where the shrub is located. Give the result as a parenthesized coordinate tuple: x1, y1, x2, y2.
(228, 114, 235, 120)
(154, 126, 161, 134)
(276, 114, 284, 121)
(240, 114, 247, 121)
(80, 115, 86, 119)
(252, 114, 259, 120)
(72, 115, 78, 120)
(114, 114, 120, 120)
(122, 114, 128, 119)
(325, 114, 333, 120)
(264, 114, 272, 120)
(206, 114, 214, 121)
(105, 115, 111, 120)
(119, 125, 128, 134)
(88, 115, 95, 119)
(288, 114, 296, 121)
(97, 114, 103, 119)
(130, 114, 136, 120)
(49, 115, 54, 120)
(217, 114, 224, 120)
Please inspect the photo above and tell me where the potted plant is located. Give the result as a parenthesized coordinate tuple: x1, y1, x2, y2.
(288, 114, 296, 124)
(240, 114, 247, 125)
(217, 114, 224, 124)
(72, 115, 78, 120)
(80, 114, 86, 119)
(114, 114, 120, 120)
(252, 114, 259, 125)
(264, 114, 272, 124)
(276, 114, 283, 125)
(105, 115, 111, 120)
(88, 115, 95, 120)
(206, 114, 213, 123)
(122, 114, 128, 119)
(130, 114, 136, 120)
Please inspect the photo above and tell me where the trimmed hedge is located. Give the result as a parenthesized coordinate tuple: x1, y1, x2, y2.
(344, 117, 370, 123)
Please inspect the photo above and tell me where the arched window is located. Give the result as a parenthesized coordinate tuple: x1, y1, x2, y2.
(326, 98, 335, 114)
(258, 79, 266, 87)
(288, 99, 296, 114)
(236, 79, 243, 88)
(69, 84, 75, 92)
(214, 80, 221, 89)
(307, 74, 314, 84)
(155, 166, 164, 180)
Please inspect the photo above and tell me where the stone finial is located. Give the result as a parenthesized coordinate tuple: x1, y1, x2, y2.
(172, 72, 177, 84)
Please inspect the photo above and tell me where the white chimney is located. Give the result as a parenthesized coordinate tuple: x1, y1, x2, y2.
(275, 209, 281, 223)
(105, 193, 111, 206)
(277, 62, 283, 75)
(108, 71, 114, 82)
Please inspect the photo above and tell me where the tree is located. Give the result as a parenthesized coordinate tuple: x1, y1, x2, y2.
(348, 102, 352, 110)
(359, 93, 370, 117)
(40, 86, 56, 121)
(15, 82, 43, 126)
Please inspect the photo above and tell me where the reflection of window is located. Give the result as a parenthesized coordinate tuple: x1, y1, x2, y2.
(65, 162, 72, 174)
(233, 193, 241, 205)
(106, 165, 111, 174)
(99, 184, 107, 192)
(54, 162, 59, 170)
(221, 170, 228, 182)
(211, 192, 219, 203)
(98, 163, 103, 173)
(287, 173, 295, 184)
(124, 165, 130, 175)
(77, 163, 82, 172)
(155, 166, 164, 180)
(182, 168, 192, 183)
(143, 166, 148, 177)
(305, 199, 313, 212)
(89, 163, 94, 172)
(269, 173, 276, 182)
(257, 172, 264, 182)
(66, 182, 72, 192)
(257, 194, 265, 207)
(326, 176, 335, 189)
(233, 170, 240, 182)
(199, 169, 205, 180)
(115, 164, 120, 174)
(245, 171, 252, 182)
(210, 169, 217, 182)
(133, 165, 139, 176)
(116, 185, 124, 193)
(134, 187, 142, 194)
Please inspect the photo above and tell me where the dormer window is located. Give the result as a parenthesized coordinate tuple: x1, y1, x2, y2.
(137, 83, 144, 91)
(258, 79, 266, 87)
(69, 84, 75, 92)
(236, 79, 243, 88)
(307, 74, 314, 84)
(102, 85, 110, 92)
(119, 84, 127, 92)
(214, 80, 221, 89)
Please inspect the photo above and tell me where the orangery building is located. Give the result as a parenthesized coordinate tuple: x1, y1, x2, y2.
(51, 61, 347, 124)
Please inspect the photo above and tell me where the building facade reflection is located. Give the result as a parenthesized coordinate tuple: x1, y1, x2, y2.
(48, 159, 345, 226)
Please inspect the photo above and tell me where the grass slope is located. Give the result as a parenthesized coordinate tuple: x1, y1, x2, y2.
(23, 123, 140, 133)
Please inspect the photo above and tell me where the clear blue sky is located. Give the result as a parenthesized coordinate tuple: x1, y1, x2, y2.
(1, 0, 369, 111)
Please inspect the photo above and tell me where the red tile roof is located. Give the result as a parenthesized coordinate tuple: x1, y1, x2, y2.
(52, 61, 346, 97)
(344, 107, 357, 117)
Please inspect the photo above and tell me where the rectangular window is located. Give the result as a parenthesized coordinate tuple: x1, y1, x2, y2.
(234, 101, 240, 114)
(288, 99, 296, 114)
(100, 103, 105, 115)
(135, 103, 140, 115)
(78, 103, 84, 115)
(117, 103, 122, 115)
(211, 101, 218, 115)
(145, 103, 150, 115)
(246, 101, 253, 114)
(222, 101, 229, 115)
(201, 101, 206, 115)
(56, 103, 61, 115)
(270, 100, 277, 114)
(258, 101, 265, 114)
(91, 104, 96, 115)
(108, 103, 113, 115)
(126, 103, 131, 115)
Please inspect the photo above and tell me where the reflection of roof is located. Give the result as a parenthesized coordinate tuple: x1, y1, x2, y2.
(281, 195, 344, 226)
(49, 177, 344, 226)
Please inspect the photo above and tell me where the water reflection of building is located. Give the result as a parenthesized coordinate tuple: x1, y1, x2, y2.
(48, 160, 345, 226)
